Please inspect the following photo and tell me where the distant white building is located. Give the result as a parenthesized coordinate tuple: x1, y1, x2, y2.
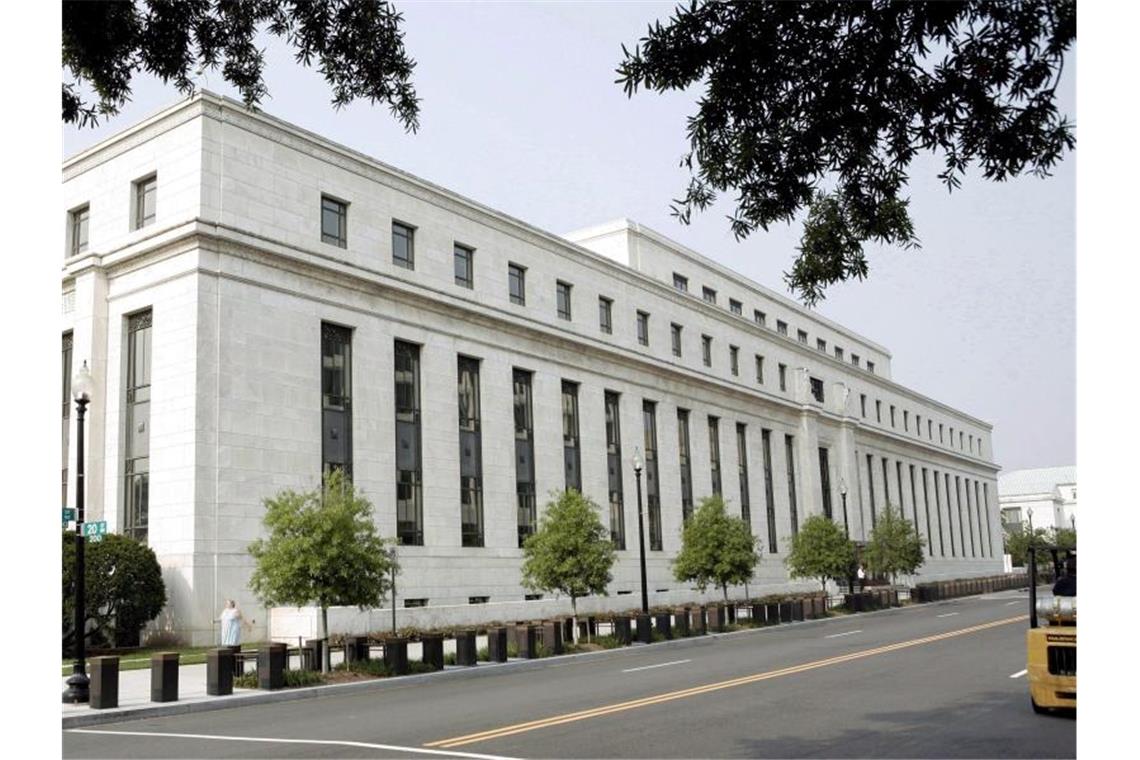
(997, 466, 1076, 533)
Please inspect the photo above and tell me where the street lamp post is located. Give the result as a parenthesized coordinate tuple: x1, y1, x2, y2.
(63, 361, 93, 704)
(632, 448, 648, 615)
(839, 479, 849, 538)
(1027, 507, 1034, 534)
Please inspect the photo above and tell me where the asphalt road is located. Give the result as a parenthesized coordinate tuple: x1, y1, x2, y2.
(63, 590, 1075, 759)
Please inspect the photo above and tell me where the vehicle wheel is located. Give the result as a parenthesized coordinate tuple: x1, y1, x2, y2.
(1031, 697, 1048, 715)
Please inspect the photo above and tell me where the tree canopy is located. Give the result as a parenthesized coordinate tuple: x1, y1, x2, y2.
(784, 514, 854, 593)
(248, 469, 394, 669)
(1002, 521, 1062, 567)
(63, 0, 419, 131)
(521, 489, 616, 640)
(863, 504, 925, 584)
(617, 1, 1075, 304)
(62, 532, 167, 653)
(673, 495, 760, 601)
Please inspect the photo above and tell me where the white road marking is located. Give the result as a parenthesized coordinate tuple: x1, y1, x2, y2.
(621, 659, 691, 673)
(937, 612, 959, 618)
(65, 729, 517, 760)
(825, 630, 863, 639)
(1005, 601, 1020, 606)
(1010, 669, 1028, 679)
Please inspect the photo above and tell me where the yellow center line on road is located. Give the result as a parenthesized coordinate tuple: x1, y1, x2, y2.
(425, 614, 1027, 749)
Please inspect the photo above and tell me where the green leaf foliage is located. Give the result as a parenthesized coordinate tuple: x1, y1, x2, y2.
(617, 1, 1075, 304)
(672, 495, 760, 601)
(1002, 521, 1063, 567)
(63, 0, 420, 131)
(521, 489, 616, 615)
(62, 531, 167, 653)
(247, 469, 394, 613)
(863, 504, 925, 584)
(784, 515, 854, 593)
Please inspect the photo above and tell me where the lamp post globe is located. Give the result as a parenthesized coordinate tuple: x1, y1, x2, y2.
(63, 361, 93, 704)
(632, 448, 648, 615)
(839, 479, 849, 539)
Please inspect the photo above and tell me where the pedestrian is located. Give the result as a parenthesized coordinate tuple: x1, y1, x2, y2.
(857, 564, 866, 592)
(220, 599, 245, 647)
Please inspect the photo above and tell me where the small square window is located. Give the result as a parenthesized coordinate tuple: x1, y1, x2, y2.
(70, 204, 89, 257)
(392, 221, 415, 269)
(729, 299, 743, 315)
(834, 346, 844, 361)
(860, 394, 867, 417)
(810, 377, 824, 403)
(867, 360, 876, 374)
(753, 309, 766, 327)
(133, 174, 156, 230)
(636, 311, 650, 346)
(702, 286, 717, 304)
(671, 323, 683, 357)
(673, 273, 688, 292)
(508, 263, 526, 305)
(730, 345, 739, 375)
(851, 353, 860, 367)
(777, 320, 788, 336)
(454, 244, 474, 288)
(599, 297, 613, 334)
(701, 335, 712, 367)
(556, 281, 572, 320)
(321, 196, 348, 248)
(798, 329, 809, 344)
(778, 363, 787, 391)
(817, 338, 827, 352)
(755, 355, 764, 384)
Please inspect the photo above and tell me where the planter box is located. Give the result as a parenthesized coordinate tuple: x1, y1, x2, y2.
(421, 633, 444, 670)
(151, 652, 179, 702)
(90, 656, 119, 709)
(384, 637, 409, 675)
(455, 629, 477, 666)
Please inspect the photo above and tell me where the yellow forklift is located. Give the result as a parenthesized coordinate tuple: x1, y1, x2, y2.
(1026, 545, 1076, 714)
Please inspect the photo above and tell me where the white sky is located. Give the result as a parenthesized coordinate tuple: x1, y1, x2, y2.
(63, 0, 1076, 472)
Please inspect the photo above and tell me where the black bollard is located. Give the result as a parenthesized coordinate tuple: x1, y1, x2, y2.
(515, 625, 538, 659)
(655, 611, 673, 639)
(488, 626, 509, 662)
(384, 637, 409, 675)
(455, 630, 477, 666)
(421, 633, 444, 670)
(206, 648, 234, 696)
(541, 621, 564, 655)
(258, 643, 286, 689)
(636, 613, 652, 644)
(612, 615, 632, 645)
(90, 656, 119, 709)
(151, 652, 179, 702)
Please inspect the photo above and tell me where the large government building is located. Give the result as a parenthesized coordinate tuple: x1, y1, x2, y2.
(62, 93, 1002, 644)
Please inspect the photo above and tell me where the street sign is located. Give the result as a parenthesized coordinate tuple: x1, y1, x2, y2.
(82, 521, 107, 539)
(62, 507, 76, 524)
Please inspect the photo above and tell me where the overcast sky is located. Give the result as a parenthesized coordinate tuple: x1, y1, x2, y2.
(63, 1, 1075, 473)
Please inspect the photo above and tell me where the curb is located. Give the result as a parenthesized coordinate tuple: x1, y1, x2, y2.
(62, 590, 1015, 729)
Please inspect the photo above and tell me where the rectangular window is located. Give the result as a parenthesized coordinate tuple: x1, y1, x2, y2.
(959, 431, 964, 450)
(818, 447, 832, 520)
(605, 391, 626, 548)
(404, 598, 428, 608)
(702, 335, 712, 367)
(636, 311, 649, 346)
(70, 205, 89, 257)
(922, 467, 934, 556)
(708, 416, 722, 496)
(702, 286, 717, 304)
(860, 394, 867, 418)
(909, 465, 921, 545)
(817, 338, 827, 352)
(896, 460, 906, 521)
(391, 221, 415, 269)
(755, 355, 764, 384)
(978, 438, 984, 457)
(798, 329, 808, 344)
(555, 280, 573, 321)
(395, 340, 422, 545)
(671, 323, 683, 357)
(866, 453, 877, 529)
(934, 471, 946, 556)
(454, 244, 474, 288)
(882, 458, 891, 513)
(677, 409, 694, 522)
(969, 434, 974, 452)
(754, 309, 766, 327)
(785, 435, 799, 535)
(508, 263, 526, 305)
(867, 361, 875, 374)
(939, 424, 944, 443)
(458, 356, 483, 547)
(673, 273, 688, 292)
(810, 377, 824, 403)
(124, 310, 153, 542)
(834, 346, 844, 361)
(762, 429, 777, 553)
(598, 297, 613, 334)
(643, 401, 663, 551)
(890, 405, 896, 427)
(778, 363, 787, 392)
(851, 353, 860, 367)
(320, 196, 348, 248)
(916, 414, 922, 436)
(777, 320, 788, 336)
(62, 332, 73, 508)
(737, 423, 751, 530)
(928, 419, 933, 439)
(982, 482, 993, 557)
(729, 345, 739, 376)
(468, 596, 489, 605)
(903, 410, 909, 431)
(514, 369, 536, 546)
(945, 472, 957, 556)
(949, 426, 954, 446)
(322, 322, 353, 478)
(133, 175, 156, 230)
(876, 400, 882, 423)
(729, 299, 743, 315)
(562, 380, 581, 492)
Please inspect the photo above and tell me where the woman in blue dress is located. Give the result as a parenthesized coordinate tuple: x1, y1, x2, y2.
(220, 599, 244, 646)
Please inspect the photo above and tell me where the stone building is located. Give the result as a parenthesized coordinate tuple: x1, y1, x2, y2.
(62, 93, 1002, 644)
(998, 466, 1077, 533)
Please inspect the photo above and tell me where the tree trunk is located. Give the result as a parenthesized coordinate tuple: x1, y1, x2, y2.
(722, 583, 729, 604)
(320, 605, 330, 673)
(571, 596, 579, 644)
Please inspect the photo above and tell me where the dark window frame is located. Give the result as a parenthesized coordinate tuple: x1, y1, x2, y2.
(454, 243, 475, 289)
(392, 220, 416, 270)
(320, 195, 348, 248)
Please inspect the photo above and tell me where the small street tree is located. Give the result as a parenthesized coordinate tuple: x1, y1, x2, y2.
(1002, 521, 1054, 568)
(784, 515, 854, 595)
(673, 495, 760, 603)
(248, 469, 393, 671)
(521, 489, 616, 643)
(864, 504, 925, 585)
